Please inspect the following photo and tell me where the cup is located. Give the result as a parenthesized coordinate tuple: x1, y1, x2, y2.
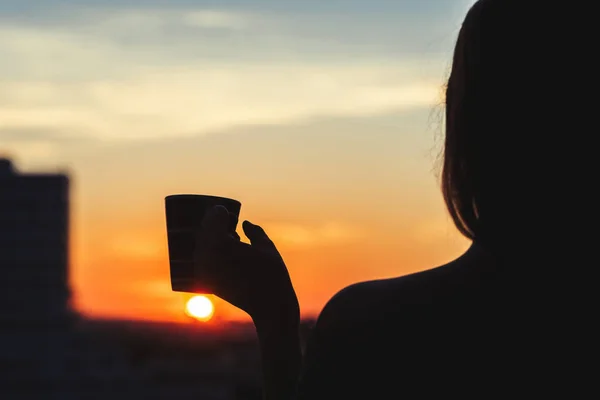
(165, 194, 241, 293)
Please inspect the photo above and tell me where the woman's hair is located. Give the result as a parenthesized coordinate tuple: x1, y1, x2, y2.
(441, 0, 555, 244)
(441, 1, 486, 241)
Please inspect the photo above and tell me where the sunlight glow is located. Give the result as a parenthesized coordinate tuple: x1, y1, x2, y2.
(185, 295, 215, 321)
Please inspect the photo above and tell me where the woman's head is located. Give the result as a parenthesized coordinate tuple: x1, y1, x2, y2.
(441, 0, 568, 246)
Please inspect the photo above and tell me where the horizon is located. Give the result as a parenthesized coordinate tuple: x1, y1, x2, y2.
(1, 0, 474, 324)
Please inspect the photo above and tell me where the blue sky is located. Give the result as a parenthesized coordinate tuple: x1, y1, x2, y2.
(0, 0, 470, 68)
(0, 0, 469, 16)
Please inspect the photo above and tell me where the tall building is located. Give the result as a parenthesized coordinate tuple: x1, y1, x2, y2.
(0, 158, 73, 397)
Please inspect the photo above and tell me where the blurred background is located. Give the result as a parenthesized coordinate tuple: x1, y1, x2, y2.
(1, 0, 473, 398)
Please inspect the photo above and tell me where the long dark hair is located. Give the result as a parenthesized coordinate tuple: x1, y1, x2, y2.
(441, 0, 557, 247)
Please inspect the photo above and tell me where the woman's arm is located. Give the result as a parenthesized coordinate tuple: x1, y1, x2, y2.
(196, 209, 303, 398)
(254, 319, 303, 400)
(254, 284, 364, 400)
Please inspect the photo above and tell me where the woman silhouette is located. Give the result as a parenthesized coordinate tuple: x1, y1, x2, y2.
(196, 0, 587, 398)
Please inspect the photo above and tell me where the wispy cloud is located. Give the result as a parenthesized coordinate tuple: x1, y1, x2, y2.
(182, 10, 251, 29)
(72, 8, 255, 34)
(0, 65, 440, 141)
(0, 3, 448, 149)
(267, 222, 364, 248)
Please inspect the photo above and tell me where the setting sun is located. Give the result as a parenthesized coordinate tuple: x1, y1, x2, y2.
(185, 296, 215, 321)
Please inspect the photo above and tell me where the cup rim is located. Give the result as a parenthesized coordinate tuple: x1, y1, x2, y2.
(165, 194, 241, 205)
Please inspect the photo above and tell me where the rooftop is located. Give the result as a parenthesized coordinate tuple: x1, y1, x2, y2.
(0, 159, 14, 175)
(0, 158, 69, 180)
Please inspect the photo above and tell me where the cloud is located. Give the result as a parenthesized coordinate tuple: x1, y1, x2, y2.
(0, 65, 440, 142)
(106, 234, 165, 260)
(73, 8, 255, 34)
(0, 4, 446, 145)
(0, 8, 258, 80)
(266, 222, 364, 248)
(0, 140, 57, 161)
(182, 10, 250, 29)
(0, 127, 98, 165)
(0, 127, 93, 142)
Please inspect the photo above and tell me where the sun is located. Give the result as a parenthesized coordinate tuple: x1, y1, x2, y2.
(185, 295, 215, 321)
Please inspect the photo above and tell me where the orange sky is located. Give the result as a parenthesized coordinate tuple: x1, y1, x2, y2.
(0, 0, 474, 324)
(69, 184, 469, 323)
(60, 117, 470, 323)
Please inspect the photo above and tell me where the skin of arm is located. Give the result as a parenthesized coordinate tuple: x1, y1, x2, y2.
(254, 284, 363, 400)
(254, 317, 303, 400)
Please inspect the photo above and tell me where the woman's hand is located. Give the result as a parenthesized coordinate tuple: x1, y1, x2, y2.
(196, 206, 303, 399)
(194, 205, 300, 329)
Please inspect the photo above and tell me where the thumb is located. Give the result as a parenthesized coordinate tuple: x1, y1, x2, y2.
(199, 205, 230, 246)
(242, 220, 276, 251)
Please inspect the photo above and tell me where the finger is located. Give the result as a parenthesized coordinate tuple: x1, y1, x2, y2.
(242, 220, 277, 252)
(228, 211, 239, 232)
(202, 205, 230, 232)
(195, 240, 249, 294)
(194, 230, 237, 279)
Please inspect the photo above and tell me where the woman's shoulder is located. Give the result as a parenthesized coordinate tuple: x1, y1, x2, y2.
(315, 244, 489, 329)
(314, 268, 446, 331)
(324, 262, 461, 310)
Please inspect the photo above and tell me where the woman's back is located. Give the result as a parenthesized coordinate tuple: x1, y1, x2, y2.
(297, 244, 570, 398)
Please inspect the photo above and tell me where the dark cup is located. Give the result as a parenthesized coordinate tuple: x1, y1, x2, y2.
(165, 194, 241, 293)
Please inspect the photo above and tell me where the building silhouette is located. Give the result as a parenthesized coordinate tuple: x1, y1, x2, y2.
(0, 158, 73, 398)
